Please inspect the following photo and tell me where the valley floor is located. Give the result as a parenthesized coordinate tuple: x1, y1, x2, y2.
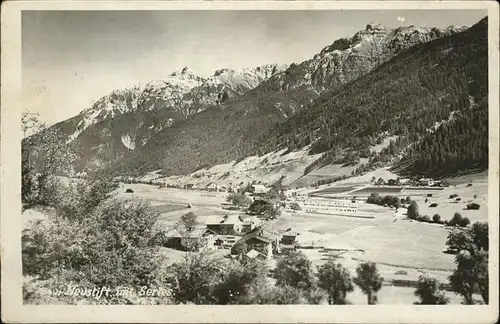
(23, 170, 487, 305)
(113, 170, 487, 304)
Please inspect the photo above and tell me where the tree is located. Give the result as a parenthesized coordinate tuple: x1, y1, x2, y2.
(22, 112, 78, 207)
(226, 193, 252, 207)
(168, 250, 228, 304)
(407, 201, 419, 220)
(446, 228, 474, 253)
(449, 212, 463, 227)
(231, 240, 248, 256)
(212, 259, 268, 305)
(432, 214, 442, 224)
(180, 212, 197, 231)
(317, 261, 354, 304)
(446, 222, 489, 305)
(353, 261, 383, 305)
(275, 251, 314, 291)
(470, 222, 488, 251)
(414, 274, 450, 304)
(22, 197, 165, 304)
(459, 217, 471, 227)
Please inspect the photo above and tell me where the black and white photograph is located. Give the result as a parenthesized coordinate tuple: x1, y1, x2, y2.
(1, 1, 498, 323)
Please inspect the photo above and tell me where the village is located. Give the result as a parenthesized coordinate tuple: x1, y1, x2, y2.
(155, 182, 301, 263)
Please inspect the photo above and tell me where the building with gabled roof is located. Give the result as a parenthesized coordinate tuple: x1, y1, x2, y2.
(245, 249, 267, 261)
(162, 226, 216, 251)
(205, 214, 244, 235)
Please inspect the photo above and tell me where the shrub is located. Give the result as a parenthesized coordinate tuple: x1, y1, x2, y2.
(429, 203, 438, 207)
(456, 198, 462, 201)
(419, 215, 431, 223)
(426, 194, 433, 197)
(473, 194, 478, 199)
(449, 194, 458, 199)
(459, 217, 471, 227)
(467, 183, 472, 187)
(466, 203, 480, 210)
(227, 193, 252, 207)
(289, 202, 301, 211)
(125, 188, 134, 193)
(22, 198, 163, 304)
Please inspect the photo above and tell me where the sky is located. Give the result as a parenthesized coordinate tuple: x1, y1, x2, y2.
(22, 9, 487, 124)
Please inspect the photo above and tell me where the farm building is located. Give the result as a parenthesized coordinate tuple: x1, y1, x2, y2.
(214, 235, 239, 249)
(206, 182, 218, 192)
(162, 227, 216, 251)
(419, 178, 435, 186)
(252, 184, 269, 196)
(241, 236, 273, 259)
(245, 249, 268, 261)
(205, 215, 244, 235)
(237, 224, 282, 257)
(399, 178, 411, 185)
(280, 231, 298, 253)
(241, 218, 261, 233)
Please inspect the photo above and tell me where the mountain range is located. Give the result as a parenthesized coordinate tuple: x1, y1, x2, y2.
(27, 19, 488, 183)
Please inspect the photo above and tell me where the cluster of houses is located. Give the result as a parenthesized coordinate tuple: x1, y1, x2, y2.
(373, 177, 446, 187)
(183, 182, 272, 195)
(161, 213, 298, 261)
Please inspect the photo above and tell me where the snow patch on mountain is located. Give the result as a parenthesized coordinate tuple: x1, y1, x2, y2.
(121, 134, 135, 150)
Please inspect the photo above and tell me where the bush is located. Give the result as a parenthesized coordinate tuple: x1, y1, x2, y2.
(289, 202, 301, 211)
(426, 194, 433, 197)
(432, 214, 442, 224)
(466, 203, 480, 210)
(419, 215, 431, 223)
(23, 198, 164, 304)
(125, 188, 134, 193)
(227, 193, 252, 207)
(467, 183, 472, 187)
(449, 194, 459, 199)
(429, 203, 438, 207)
(366, 194, 400, 208)
(459, 217, 471, 227)
(456, 198, 462, 201)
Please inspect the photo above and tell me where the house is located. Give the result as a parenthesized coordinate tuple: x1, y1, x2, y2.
(214, 235, 238, 249)
(206, 182, 218, 192)
(241, 217, 262, 233)
(245, 249, 268, 261)
(163, 227, 216, 251)
(235, 224, 282, 258)
(280, 231, 298, 253)
(387, 179, 397, 186)
(205, 215, 244, 235)
(244, 236, 273, 259)
(252, 184, 269, 196)
(399, 178, 411, 185)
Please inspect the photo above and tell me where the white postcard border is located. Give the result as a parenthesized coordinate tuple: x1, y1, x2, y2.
(1, 1, 499, 323)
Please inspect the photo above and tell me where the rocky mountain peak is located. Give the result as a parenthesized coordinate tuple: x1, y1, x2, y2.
(365, 22, 387, 32)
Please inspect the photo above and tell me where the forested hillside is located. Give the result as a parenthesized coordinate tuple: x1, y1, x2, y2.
(260, 17, 488, 178)
(113, 18, 487, 178)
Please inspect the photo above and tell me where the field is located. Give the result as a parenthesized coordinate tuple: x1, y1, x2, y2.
(25, 169, 487, 305)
